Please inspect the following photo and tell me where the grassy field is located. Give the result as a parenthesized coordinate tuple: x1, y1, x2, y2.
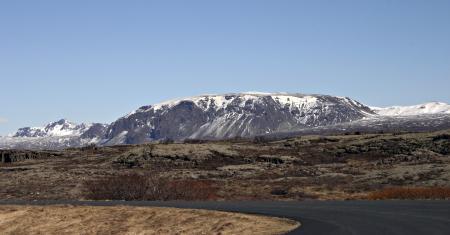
(0, 205, 299, 235)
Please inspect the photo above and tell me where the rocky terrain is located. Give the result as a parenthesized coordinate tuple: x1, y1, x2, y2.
(1, 129, 449, 200)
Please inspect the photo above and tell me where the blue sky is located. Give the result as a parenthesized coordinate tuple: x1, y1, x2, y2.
(1, 0, 449, 134)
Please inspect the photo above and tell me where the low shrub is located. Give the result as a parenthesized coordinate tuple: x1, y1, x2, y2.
(83, 172, 218, 201)
(252, 136, 271, 144)
(432, 134, 450, 141)
(81, 143, 98, 151)
(366, 187, 450, 200)
(270, 188, 289, 196)
(166, 179, 218, 200)
(159, 138, 175, 144)
(183, 139, 207, 144)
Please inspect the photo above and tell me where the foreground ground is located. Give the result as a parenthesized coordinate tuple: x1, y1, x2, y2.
(1, 129, 449, 200)
(1, 200, 450, 235)
(0, 205, 299, 235)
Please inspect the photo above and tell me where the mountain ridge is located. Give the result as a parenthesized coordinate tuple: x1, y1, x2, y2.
(12, 119, 108, 138)
(1, 92, 449, 149)
(103, 93, 374, 145)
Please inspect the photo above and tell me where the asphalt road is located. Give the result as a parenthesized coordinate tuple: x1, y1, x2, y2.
(1, 200, 450, 234)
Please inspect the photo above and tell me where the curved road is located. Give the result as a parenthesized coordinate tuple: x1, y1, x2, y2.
(1, 200, 450, 234)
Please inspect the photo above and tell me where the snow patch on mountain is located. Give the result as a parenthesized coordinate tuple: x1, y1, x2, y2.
(272, 95, 318, 111)
(126, 93, 370, 118)
(373, 102, 450, 116)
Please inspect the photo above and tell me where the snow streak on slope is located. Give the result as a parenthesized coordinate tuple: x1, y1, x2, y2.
(373, 102, 450, 116)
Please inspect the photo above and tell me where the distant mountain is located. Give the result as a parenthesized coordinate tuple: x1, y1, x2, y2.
(1, 119, 108, 149)
(1, 92, 449, 150)
(103, 93, 375, 145)
(13, 119, 94, 137)
(372, 102, 450, 116)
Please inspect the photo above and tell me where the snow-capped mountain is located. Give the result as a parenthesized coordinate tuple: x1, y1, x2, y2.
(1, 119, 108, 149)
(1, 92, 449, 150)
(372, 102, 450, 116)
(103, 93, 375, 145)
(13, 119, 93, 138)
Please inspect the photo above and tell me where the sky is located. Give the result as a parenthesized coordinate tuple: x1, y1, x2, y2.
(1, 0, 450, 134)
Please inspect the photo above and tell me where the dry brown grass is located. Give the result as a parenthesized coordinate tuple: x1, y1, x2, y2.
(0, 205, 299, 235)
(366, 187, 450, 200)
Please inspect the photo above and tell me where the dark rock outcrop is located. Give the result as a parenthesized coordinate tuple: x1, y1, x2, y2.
(0, 150, 60, 163)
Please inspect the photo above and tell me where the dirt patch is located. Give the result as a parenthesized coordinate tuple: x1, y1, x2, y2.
(0, 205, 299, 235)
